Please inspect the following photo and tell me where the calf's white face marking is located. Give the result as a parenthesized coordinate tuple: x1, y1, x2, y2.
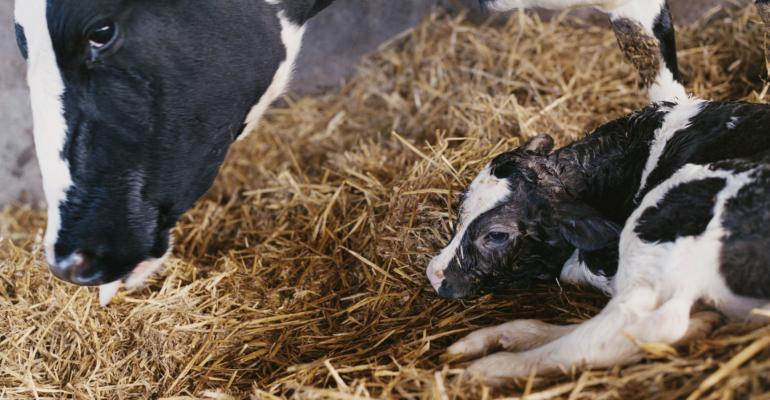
(427, 164, 511, 291)
(14, 1, 72, 267)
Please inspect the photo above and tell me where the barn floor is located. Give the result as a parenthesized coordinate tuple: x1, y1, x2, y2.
(2, 7, 770, 400)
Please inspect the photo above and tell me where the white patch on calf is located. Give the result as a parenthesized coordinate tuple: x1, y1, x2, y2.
(620, 164, 757, 307)
(636, 98, 706, 199)
(239, 5, 306, 139)
(559, 250, 614, 295)
(15, 1, 73, 266)
(427, 164, 511, 292)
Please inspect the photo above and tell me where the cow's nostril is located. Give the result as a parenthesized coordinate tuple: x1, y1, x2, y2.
(50, 251, 100, 285)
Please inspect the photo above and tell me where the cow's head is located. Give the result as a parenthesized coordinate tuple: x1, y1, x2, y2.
(14, 0, 335, 287)
(426, 135, 621, 299)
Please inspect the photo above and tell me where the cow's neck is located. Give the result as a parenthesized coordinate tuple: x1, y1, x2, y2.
(240, 7, 307, 139)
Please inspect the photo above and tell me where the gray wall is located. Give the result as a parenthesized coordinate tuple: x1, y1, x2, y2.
(0, 0, 739, 206)
(1, 0, 40, 205)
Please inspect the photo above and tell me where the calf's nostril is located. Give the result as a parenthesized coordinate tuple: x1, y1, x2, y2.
(437, 280, 457, 299)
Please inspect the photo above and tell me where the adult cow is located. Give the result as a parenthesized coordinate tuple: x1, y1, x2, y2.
(14, 0, 334, 292)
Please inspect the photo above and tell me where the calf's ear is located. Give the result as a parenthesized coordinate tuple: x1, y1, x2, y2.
(557, 203, 621, 252)
(521, 134, 555, 155)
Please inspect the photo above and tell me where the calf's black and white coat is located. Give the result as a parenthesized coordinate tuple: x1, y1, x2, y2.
(429, 0, 770, 384)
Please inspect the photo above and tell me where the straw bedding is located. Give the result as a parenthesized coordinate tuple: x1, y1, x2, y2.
(2, 5, 770, 399)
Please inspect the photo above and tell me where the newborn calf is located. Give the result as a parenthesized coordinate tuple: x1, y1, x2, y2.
(427, 1, 770, 384)
(431, 102, 770, 383)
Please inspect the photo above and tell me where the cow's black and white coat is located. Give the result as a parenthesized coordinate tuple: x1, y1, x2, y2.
(429, 0, 770, 384)
(14, 0, 335, 304)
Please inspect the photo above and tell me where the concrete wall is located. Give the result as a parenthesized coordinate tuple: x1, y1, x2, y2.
(0, 0, 40, 205)
(0, 0, 741, 206)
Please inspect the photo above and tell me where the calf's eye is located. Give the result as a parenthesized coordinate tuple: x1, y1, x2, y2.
(485, 231, 510, 246)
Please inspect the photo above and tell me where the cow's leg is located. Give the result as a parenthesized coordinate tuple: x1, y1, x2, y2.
(482, 0, 626, 12)
(608, 0, 686, 102)
(465, 288, 696, 385)
(758, 0, 770, 77)
(446, 320, 578, 362)
(484, 0, 685, 102)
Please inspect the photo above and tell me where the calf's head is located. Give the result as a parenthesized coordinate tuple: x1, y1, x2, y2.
(427, 135, 621, 299)
(14, 0, 335, 286)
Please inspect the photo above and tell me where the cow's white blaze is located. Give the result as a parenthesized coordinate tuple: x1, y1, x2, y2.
(15, 0, 73, 267)
(240, 5, 306, 139)
(427, 164, 512, 291)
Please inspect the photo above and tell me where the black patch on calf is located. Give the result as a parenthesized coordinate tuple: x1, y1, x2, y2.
(635, 177, 727, 243)
(720, 165, 770, 298)
(15, 23, 28, 60)
(579, 246, 619, 278)
(638, 102, 770, 201)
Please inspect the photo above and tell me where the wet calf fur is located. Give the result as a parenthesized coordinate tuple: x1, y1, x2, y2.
(434, 103, 770, 384)
(431, 101, 770, 300)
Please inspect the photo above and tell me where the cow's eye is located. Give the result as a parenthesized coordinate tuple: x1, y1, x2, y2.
(88, 22, 118, 52)
(485, 231, 510, 246)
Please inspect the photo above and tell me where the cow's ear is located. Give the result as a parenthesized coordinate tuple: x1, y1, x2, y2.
(521, 134, 555, 156)
(282, 0, 337, 24)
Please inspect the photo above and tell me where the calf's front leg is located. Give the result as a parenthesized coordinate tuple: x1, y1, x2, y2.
(465, 289, 697, 385)
(446, 320, 578, 362)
